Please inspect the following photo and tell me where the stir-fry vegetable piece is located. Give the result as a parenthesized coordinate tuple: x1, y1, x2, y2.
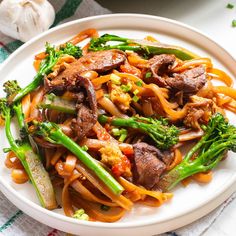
(98, 115, 179, 150)
(39, 93, 77, 114)
(158, 113, 236, 191)
(89, 34, 195, 60)
(1, 81, 57, 209)
(30, 121, 124, 195)
(10, 43, 82, 103)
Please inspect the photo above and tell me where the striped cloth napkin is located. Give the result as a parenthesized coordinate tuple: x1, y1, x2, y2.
(0, 0, 235, 235)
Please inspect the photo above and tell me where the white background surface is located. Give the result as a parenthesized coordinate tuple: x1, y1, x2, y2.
(96, 0, 236, 235)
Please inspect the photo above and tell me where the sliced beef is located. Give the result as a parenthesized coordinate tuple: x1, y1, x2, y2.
(166, 66, 206, 94)
(45, 73, 98, 139)
(158, 150, 175, 167)
(146, 54, 206, 94)
(147, 54, 176, 86)
(183, 95, 215, 129)
(132, 142, 167, 190)
(71, 104, 97, 140)
(76, 49, 126, 73)
(71, 76, 97, 139)
(49, 49, 126, 85)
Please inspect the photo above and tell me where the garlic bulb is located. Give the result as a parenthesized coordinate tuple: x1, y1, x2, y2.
(0, 0, 55, 42)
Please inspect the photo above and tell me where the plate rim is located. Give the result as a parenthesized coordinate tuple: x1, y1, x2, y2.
(0, 13, 236, 231)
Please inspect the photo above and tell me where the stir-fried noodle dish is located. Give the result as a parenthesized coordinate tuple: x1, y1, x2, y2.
(1, 29, 236, 222)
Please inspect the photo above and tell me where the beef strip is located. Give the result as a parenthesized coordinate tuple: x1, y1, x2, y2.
(44, 50, 126, 139)
(70, 75, 98, 139)
(158, 150, 175, 167)
(166, 66, 207, 94)
(45, 49, 126, 91)
(71, 104, 97, 140)
(147, 54, 176, 86)
(146, 54, 207, 94)
(76, 49, 126, 73)
(132, 142, 168, 190)
(183, 95, 215, 129)
(45, 72, 98, 139)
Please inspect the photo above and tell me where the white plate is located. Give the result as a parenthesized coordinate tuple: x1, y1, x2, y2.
(0, 14, 236, 236)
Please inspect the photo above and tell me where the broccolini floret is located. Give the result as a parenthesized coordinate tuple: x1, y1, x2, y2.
(98, 115, 179, 150)
(10, 42, 82, 103)
(158, 113, 236, 191)
(0, 81, 57, 209)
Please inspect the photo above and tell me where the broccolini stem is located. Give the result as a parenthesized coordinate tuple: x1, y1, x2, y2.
(163, 151, 226, 191)
(89, 34, 195, 60)
(13, 103, 25, 129)
(39, 94, 77, 114)
(158, 113, 236, 191)
(98, 115, 179, 150)
(12, 74, 43, 103)
(35, 122, 124, 195)
(4, 110, 18, 151)
(3, 102, 57, 209)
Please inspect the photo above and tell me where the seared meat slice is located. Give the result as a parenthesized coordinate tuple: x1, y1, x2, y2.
(71, 105, 97, 140)
(158, 150, 175, 167)
(147, 54, 176, 86)
(46, 73, 98, 139)
(166, 66, 206, 94)
(132, 142, 167, 190)
(71, 76, 97, 139)
(47, 50, 126, 87)
(184, 95, 215, 129)
(146, 54, 206, 94)
(77, 49, 126, 73)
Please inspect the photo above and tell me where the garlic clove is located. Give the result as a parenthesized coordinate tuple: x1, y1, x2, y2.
(0, 0, 22, 39)
(0, 0, 55, 42)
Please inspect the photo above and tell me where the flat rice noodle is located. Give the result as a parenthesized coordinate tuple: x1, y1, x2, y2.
(21, 94, 31, 120)
(71, 179, 118, 207)
(172, 58, 212, 72)
(144, 84, 189, 120)
(92, 75, 112, 87)
(118, 177, 173, 207)
(64, 155, 77, 174)
(192, 171, 212, 183)
(62, 174, 81, 217)
(166, 148, 182, 170)
(72, 195, 126, 222)
(208, 68, 233, 87)
(92, 122, 115, 141)
(98, 97, 128, 118)
(179, 129, 204, 142)
(224, 103, 236, 114)
(51, 147, 66, 165)
(29, 86, 44, 119)
(75, 162, 133, 211)
(213, 86, 236, 100)
(127, 53, 149, 68)
(45, 148, 55, 169)
(113, 70, 142, 83)
(68, 28, 99, 45)
(215, 94, 232, 107)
